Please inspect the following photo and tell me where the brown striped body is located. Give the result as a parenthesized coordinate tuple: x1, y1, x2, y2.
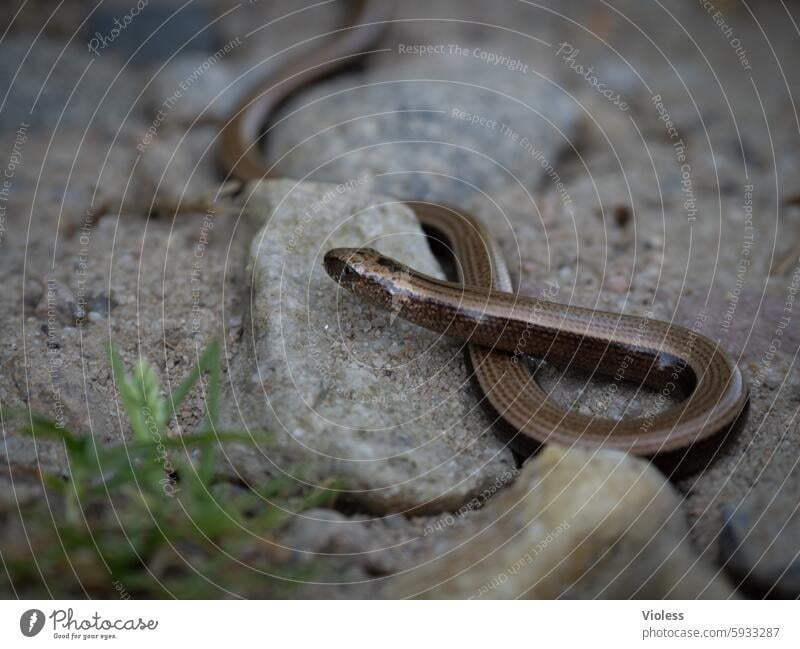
(219, 0, 748, 464)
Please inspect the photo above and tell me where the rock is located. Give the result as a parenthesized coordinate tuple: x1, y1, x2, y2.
(719, 463, 800, 598)
(215, 178, 515, 514)
(388, 445, 736, 598)
(145, 56, 243, 125)
(275, 506, 427, 597)
(267, 59, 580, 210)
(127, 127, 222, 214)
(281, 507, 404, 576)
(280, 508, 353, 557)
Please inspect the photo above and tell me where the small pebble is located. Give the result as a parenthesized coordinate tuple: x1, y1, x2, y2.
(606, 274, 630, 294)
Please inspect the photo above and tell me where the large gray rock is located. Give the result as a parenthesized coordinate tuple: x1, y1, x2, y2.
(388, 445, 736, 598)
(716, 432, 800, 598)
(266, 59, 580, 209)
(217, 179, 515, 514)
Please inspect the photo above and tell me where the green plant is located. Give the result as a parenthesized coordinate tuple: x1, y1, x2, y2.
(1, 339, 336, 598)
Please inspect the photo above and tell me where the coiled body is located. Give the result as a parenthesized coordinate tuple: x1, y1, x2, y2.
(220, 1, 748, 464)
(324, 202, 748, 459)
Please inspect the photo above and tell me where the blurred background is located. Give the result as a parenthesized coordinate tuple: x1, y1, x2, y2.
(0, 0, 799, 599)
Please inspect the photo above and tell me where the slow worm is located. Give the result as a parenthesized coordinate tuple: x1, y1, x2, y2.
(219, 0, 748, 465)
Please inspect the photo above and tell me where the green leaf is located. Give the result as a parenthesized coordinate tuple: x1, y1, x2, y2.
(109, 345, 147, 442)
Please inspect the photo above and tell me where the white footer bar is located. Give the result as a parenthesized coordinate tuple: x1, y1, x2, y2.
(2, 600, 797, 647)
